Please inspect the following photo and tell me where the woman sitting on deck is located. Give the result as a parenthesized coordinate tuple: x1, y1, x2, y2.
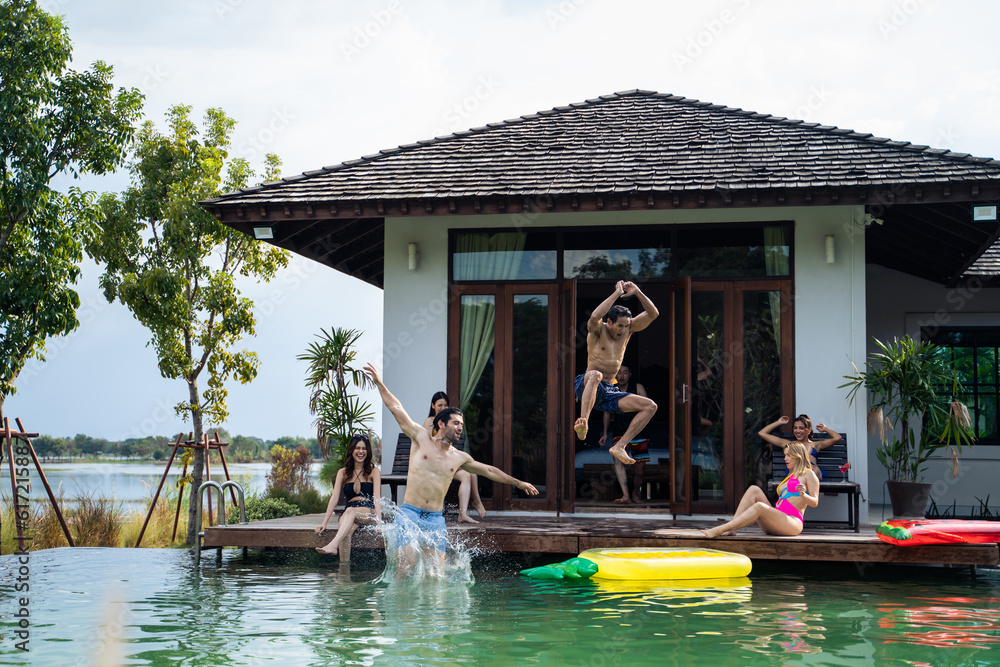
(701, 442, 819, 538)
(315, 434, 382, 558)
(759, 414, 842, 478)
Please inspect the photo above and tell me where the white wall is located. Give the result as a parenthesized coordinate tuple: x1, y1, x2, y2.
(866, 263, 1000, 514)
(792, 206, 870, 523)
(381, 206, 871, 517)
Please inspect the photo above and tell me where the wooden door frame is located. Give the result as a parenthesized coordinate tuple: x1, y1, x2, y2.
(689, 280, 793, 511)
(448, 283, 561, 512)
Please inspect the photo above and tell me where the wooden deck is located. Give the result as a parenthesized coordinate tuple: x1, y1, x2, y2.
(201, 513, 999, 567)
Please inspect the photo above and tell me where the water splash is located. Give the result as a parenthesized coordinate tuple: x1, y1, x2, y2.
(374, 500, 476, 586)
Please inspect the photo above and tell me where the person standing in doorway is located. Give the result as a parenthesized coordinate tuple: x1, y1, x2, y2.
(600, 364, 649, 504)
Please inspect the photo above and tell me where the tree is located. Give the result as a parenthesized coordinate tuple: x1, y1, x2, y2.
(0, 0, 143, 419)
(297, 328, 375, 468)
(87, 105, 289, 545)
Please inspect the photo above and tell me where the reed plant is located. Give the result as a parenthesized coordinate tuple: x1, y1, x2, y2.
(0, 483, 191, 551)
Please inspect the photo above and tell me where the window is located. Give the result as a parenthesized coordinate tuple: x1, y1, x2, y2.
(563, 229, 670, 279)
(924, 327, 999, 444)
(676, 225, 789, 278)
(452, 231, 557, 281)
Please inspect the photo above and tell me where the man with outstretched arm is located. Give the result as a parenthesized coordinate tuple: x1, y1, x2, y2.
(363, 363, 538, 578)
(574, 281, 658, 466)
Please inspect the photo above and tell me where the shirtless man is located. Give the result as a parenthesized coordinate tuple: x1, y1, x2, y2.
(363, 363, 538, 577)
(574, 281, 658, 466)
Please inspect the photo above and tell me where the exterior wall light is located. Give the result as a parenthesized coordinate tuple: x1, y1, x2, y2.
(253, 226, 274, 240)
(408, 242, 420, 270)
(825, 234, 835, 264)
(972, 204, 998, 222)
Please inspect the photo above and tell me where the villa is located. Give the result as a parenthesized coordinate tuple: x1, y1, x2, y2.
(204, 90, 1000, 526)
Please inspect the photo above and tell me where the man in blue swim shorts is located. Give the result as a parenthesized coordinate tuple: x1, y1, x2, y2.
(574, 281, 659, 466)
(364, 363, 539, 579)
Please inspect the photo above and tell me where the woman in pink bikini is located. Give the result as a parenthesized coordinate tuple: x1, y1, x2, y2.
(701, 442, 818, 538)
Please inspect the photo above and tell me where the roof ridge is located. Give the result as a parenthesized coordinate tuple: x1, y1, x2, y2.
(208, 89, 1000, 202)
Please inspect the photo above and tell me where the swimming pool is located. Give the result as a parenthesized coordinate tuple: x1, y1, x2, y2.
(2, 547, 998, 665)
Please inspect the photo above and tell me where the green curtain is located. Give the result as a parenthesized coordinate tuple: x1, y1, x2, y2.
(454, 232, 526, 280)
(763, 226, 789, 356)
(459, 295, 496, 410)
(457, 233, 528, 409)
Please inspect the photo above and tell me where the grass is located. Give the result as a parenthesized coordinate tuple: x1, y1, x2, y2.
(1, 482, 195, 552)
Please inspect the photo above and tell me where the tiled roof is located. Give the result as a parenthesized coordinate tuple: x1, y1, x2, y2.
(966, 242, 1000, 276)
(207, 89, 1000, 205)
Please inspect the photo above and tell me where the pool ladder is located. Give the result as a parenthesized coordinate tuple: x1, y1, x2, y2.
(195, 480, 248, 565)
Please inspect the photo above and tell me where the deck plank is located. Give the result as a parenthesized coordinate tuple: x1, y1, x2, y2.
(201, 514, 999, 567)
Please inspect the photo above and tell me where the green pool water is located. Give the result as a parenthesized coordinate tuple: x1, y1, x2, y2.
(1, 547, 998, 665)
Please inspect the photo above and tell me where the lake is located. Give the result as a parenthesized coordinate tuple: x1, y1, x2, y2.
(0, 462, 324, 506)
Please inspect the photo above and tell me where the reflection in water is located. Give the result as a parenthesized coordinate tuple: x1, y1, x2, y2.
(878, 597, 1000, 649)
(584, 578, 752, 616)
(735, 583, 827, 656)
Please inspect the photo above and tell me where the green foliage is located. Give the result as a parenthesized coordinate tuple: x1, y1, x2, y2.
(0, 0, 143, 411)
(842, 335, 977, 482)
(317, 458, 341, 491)
(89, 104, 289, 429)
(266, 486, 326, 515)
(228, 494, 301, 524)
(86, 103, 289, 544)
(298, 327, 375, 466)
(265, 444, 313, 496)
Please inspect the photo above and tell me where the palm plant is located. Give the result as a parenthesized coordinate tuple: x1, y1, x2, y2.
(297, 328, 375, 470)
(841, 335, 975, 482)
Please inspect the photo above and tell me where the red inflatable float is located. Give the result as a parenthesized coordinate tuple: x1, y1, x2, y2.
(876, 519, 1000, 546)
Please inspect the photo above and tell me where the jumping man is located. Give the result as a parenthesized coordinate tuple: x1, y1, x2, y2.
(364, 363, 539, 577)
(574, 281, 658, 465)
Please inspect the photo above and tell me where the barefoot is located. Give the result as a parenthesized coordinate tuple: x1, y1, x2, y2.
(631, 493, 641, 504)
(315, 545, 338, 555)
(699, 528, 717, 539)
(609, 444, 635, 465)
(613, 496, 632, 505)
(473, 499, 487, 519)
(457, 513, 480, 524)
(574, 417, 588, 440)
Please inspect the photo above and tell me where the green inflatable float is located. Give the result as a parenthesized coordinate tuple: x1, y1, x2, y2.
(519, 557, 599, 580)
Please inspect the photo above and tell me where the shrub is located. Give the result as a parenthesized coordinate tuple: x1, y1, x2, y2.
(266, 444, 313, 495)
(267, 486, 327, 514)
(72, 494, 123, 547)
(228, 495, 301, 524)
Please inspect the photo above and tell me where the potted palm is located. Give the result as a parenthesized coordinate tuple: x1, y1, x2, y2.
(842, 335, 976, 518)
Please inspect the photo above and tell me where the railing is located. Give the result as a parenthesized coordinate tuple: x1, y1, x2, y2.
(195, 480, 247, 565)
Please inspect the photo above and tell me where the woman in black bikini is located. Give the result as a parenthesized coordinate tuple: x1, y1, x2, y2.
(315, 434, 382, 557)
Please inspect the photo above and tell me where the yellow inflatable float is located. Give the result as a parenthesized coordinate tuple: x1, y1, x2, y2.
(577, 547, 751, 580)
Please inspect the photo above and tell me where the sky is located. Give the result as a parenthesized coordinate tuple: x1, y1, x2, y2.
(9, 0, 1000, 441)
